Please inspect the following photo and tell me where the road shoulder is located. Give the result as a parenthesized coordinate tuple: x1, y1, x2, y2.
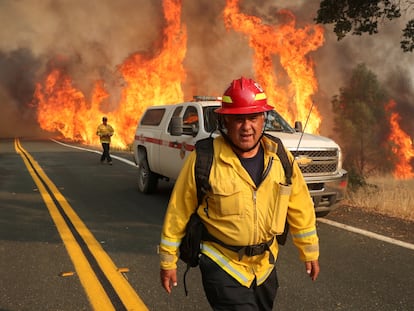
(325, 204, 414, 245)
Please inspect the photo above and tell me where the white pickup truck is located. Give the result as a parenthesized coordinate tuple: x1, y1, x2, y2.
(132, 96, 348, 216)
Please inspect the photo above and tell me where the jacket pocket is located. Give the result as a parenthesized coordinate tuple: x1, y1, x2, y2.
(269, 183, 292, 235)
(211, 181, 242, 216)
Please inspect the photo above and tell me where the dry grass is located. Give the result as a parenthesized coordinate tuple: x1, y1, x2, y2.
(346, 175, 414, 222)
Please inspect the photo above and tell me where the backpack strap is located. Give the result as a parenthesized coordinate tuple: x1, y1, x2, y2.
(195, 137, 214, 206)
(264, 133, 292, 185)
(182, 137, 213, 296)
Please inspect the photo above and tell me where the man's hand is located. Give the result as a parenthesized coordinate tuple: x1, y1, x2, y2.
(160, 269, 178, 294)
(305, 260, 320, 281)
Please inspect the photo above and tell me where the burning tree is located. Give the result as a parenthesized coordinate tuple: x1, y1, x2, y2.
(386, 100, 414, 179)
(331, 63, 394, 181)
(332, 63, 414, 185)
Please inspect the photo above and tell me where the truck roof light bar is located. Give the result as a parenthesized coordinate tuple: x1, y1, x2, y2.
(192, 96, 222, 102)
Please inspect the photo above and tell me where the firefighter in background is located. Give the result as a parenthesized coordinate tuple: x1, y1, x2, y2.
(96, 116, 114, 165)
(159, 77, 320, 310)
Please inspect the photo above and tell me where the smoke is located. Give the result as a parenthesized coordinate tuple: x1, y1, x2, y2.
(0, 0, 163, 137)
(0, 0, 413, 139)
(0, 0, 163, 63)
(182, 0, 253, 96)
(0, 48, 42, 137)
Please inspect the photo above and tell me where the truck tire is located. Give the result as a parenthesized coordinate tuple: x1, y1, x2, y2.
(138, 155, 158, 194)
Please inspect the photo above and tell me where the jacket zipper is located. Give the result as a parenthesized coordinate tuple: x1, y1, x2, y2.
(253, 190, 257, 242)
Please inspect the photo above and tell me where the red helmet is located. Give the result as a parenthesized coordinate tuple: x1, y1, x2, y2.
(215, 77, 274, 114)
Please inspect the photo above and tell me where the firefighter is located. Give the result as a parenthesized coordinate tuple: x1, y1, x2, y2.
(96, 116, 114, 165)
(159, 77, 320, 310)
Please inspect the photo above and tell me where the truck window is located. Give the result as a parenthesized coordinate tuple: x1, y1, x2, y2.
(182, 106, 199, 135)
(265, 110, 295, 133)
(167, 106, 183, 133)
(203, 106, 220, 133)
(141, 108, 166, 126)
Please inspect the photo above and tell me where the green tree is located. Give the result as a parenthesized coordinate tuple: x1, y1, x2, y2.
(332, 64, 395, 181)
(315, 0, 414, 52)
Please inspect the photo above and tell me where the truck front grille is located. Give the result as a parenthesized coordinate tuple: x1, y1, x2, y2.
(291, 149, 338, 176)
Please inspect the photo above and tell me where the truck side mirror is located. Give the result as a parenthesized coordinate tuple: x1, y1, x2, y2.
(170, 116, 183, 136)
(294, 121, 303, 132)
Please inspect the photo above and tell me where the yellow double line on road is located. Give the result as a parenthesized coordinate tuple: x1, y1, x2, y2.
(15, 139, 148, 311)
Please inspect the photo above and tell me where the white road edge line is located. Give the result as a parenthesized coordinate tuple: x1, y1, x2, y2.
(51, 139, 414, 251)
(318, 218, 414, 251)
(51, 139, 137, 167)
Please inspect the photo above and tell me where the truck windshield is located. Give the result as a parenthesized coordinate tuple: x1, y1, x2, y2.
(265, 110, 295, 133)
(202, 106, 295, 133)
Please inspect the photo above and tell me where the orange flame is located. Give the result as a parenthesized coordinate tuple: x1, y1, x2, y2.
(224, 0, 324, 133)
(386, 100, 414, 179)
(34, 67, 92, 142)
(34, 0, 186, 149)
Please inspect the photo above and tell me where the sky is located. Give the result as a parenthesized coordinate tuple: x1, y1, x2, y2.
(0, 0, 413, 139)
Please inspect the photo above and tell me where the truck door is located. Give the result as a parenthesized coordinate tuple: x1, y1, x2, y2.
(159, 105, 199, 179)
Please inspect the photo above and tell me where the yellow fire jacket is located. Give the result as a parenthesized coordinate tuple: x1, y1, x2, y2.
(160, 135, 319, 287)
(96, 124, 114, 143)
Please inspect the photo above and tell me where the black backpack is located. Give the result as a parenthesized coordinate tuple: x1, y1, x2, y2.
(179, 134, 292, 295)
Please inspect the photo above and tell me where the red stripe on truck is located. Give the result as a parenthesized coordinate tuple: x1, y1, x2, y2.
(135, 135, 195, 152)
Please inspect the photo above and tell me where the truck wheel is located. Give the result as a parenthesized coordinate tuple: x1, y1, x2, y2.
(138, 156, 158, 194)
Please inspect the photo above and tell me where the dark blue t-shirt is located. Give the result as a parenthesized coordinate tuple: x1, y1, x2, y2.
(238, 144, 264, 187)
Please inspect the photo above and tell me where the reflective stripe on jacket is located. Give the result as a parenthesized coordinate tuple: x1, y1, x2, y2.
(159, 135, 319, 287)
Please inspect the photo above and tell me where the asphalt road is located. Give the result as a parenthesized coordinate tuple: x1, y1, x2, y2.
(0, 138, 413, 311)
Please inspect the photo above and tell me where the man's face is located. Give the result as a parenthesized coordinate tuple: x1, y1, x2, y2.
(223, 112, 265, 155)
